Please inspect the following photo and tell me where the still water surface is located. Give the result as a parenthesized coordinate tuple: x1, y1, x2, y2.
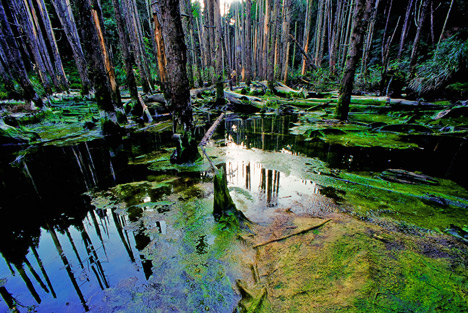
(1, 114, 467, 312)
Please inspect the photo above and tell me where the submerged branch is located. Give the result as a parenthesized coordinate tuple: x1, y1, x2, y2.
(253, 219, 332, 248)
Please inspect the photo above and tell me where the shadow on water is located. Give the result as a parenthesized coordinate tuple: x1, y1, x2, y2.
(0, 113, 467, 311)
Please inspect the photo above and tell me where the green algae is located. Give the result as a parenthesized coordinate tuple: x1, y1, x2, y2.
(86, 175, 245, 312)
(248, 213, 468, 313)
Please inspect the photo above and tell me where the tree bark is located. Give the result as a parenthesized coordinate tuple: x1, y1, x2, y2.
(51, 0, 91, 94)
(157, 0, 193, 132)
(244, 0, 252, 86)
(0, 2, 43, 107)
(396, 0, 415, 61)
(335, 0, 373, 120)
(111, 0, 142, 116)
(76, 0, 124, 128)
(301, 0, 314, 75)
(213, 0, 224, 105)
(34, 0, 69, 91)
(409, 0, 429, 75)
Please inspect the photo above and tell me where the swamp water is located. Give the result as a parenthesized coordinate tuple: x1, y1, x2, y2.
(1, 111, 468, 312)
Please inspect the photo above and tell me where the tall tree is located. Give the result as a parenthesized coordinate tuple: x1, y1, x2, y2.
(51, 0, 91, 94)
(301, 0, 314, 75)
(156, 0, 193, 132)
(409, 0, 430, 75)
(244, 0, 252, 86)
(76, 0, 125, 129)
(213, 0, 224, 105)
(111, 0, 141, 116)
(335, 0, 373, 120)
(0, 2, 43, 108)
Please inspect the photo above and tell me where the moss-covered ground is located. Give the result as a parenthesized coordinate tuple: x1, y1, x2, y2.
(2, 90, 468, 311)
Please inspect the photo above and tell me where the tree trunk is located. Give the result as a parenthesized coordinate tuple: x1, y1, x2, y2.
(335, 0, 373, 120)
(244, 0, 252, 86)
(396, 0, 415, 61)
(111, 0, 141, 116)
(213, 0, 224, 105)
(152, 6, 167, 94)
(156, 0, 193, 132)
(281, 0, 292, 82)
(301, 0, 314, 75)
(409, 0, 429, 75)
(180, 0, 194, 88)
(51, 0, 91, 94)
(361, 0, 380, 79)
(0, 3, 43, 108)
(122, 0, 154, 93)
(34, 0, 69, 91)
(76, 0, 123, 129)
(262, 0, 271, 79)
(10, 0, 53, 94)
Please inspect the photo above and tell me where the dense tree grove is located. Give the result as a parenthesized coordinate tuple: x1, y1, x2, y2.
(0, 0, 467, 121)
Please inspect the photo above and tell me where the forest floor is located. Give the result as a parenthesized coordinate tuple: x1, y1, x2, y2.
(1, 85, 468, 312)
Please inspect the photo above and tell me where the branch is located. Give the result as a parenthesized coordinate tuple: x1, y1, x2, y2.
(199, 112, 224, 147)
(289, 34, 316, 70)
(253, 219, 331, 248)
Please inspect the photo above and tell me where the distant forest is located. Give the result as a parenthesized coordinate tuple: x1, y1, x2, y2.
(1, 0, 467, 113)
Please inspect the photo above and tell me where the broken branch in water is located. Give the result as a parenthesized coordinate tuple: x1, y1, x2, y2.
(253, 219, 332, 248)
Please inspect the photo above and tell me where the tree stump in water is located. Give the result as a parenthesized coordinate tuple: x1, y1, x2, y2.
(170, 131, 201, 164)
(213, 164, 249, 228)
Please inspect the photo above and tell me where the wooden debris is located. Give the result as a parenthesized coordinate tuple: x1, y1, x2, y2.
(253, 219, 332, 248)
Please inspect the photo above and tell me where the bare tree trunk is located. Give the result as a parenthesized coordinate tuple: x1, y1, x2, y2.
(34, 0, 69, 91)
(436, 0, 454, 50)
(77, 0, 124, 128)
(267, 0, 280, 86)
(212, 0, 224, 105)
(10, 0, 53, 94)
(262, 0, 271, 79)
(280, 0, 291, 82)
(409, 0, 429, 75)
(111, 0, 141, 115)
(314, 0, 325, 67)
(51, 0, 91, 94)
(122, 0, 154, 93)
(301, 0, 314, 75)
(152, 5, 167, 93)
(245, 0, 252, 86)
(156, 0, 193, 132)
(0, 3, 43, 107)
(361, 0, 380, 79)
(335, 0, 373, 120)
(396, 0, 415, 61)
(180, 0, 194, 88)
(273, 0, 282, 80)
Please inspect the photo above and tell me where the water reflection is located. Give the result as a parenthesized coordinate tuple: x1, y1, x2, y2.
(0, 131, 173, 312)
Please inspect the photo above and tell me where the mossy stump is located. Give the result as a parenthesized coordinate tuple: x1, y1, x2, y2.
(213, 165, 249, 228)
(170, 131, 201, 164)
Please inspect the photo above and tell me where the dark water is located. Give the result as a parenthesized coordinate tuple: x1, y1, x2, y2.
(1, 114, 467, 312)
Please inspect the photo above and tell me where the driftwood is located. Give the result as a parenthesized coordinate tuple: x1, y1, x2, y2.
(143, 93, 166, 104)
(199, 112, 225, 147)
(274, 82, 305, 98)
(253, 219, 331, 249)
(190, 87, 214, 98)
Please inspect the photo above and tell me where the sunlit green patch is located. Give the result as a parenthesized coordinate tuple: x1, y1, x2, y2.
(322, 132, 419, 149)
(319, 170, 468, 231)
